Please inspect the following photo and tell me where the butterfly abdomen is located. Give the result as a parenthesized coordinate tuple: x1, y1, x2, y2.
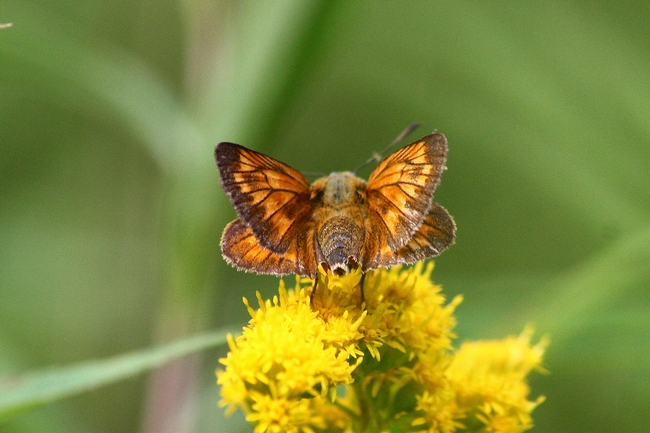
(317, 216, 363, 274)
(310, 172, 368, 274)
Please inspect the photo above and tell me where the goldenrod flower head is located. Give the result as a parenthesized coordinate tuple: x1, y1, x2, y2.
(217, 264, 547, 433)
(445, 328, 548, 433)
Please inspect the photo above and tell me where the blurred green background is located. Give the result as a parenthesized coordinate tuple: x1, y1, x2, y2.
(1, 1, 649, 432)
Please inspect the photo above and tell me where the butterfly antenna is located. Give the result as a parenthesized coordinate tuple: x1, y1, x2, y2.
(353, 123, 420, 173)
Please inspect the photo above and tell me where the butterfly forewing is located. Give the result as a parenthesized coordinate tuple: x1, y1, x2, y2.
(366, 133, 448, 252)
(216, 142, 313, 253)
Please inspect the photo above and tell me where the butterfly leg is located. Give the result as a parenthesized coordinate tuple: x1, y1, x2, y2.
(310, 277, 317, 299)
(359, 272, 366, 307)
(310, 268, 326, 300)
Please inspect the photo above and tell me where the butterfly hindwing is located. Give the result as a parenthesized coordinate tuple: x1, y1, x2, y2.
(221, 219, 318, 277)
(366, 133, 448, 252)
(216, 142, 313, 254)
(363, 203, 456, 270)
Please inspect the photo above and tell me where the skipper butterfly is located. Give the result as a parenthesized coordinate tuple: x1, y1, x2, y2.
(215, 133, 456, 278)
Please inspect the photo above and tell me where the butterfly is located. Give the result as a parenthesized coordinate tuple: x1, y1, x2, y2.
(215, 133, 456, 279)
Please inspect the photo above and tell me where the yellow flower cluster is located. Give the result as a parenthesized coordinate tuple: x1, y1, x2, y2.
(217, 263, 547, 433)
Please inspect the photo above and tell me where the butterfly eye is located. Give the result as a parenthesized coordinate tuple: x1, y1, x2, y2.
(311, 189, 324, 201)
(355, 190, 366, 204)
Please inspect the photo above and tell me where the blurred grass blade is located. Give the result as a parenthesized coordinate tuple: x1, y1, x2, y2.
(513, 225, 650, 341)
(0, 329, 234, 419)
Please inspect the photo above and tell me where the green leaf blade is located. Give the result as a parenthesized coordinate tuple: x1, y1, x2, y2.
(0, 330, 233, 419)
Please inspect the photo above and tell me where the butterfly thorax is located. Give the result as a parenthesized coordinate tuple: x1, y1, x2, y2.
(311, 172, 368, 275)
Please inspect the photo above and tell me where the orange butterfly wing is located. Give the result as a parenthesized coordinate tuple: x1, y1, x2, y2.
(363, 203, 456, 270)
(217, 134, 454, 277)
(220, 219, 318, 277)
(365, 133, 449, 252)
(216, 142, 313, 254)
